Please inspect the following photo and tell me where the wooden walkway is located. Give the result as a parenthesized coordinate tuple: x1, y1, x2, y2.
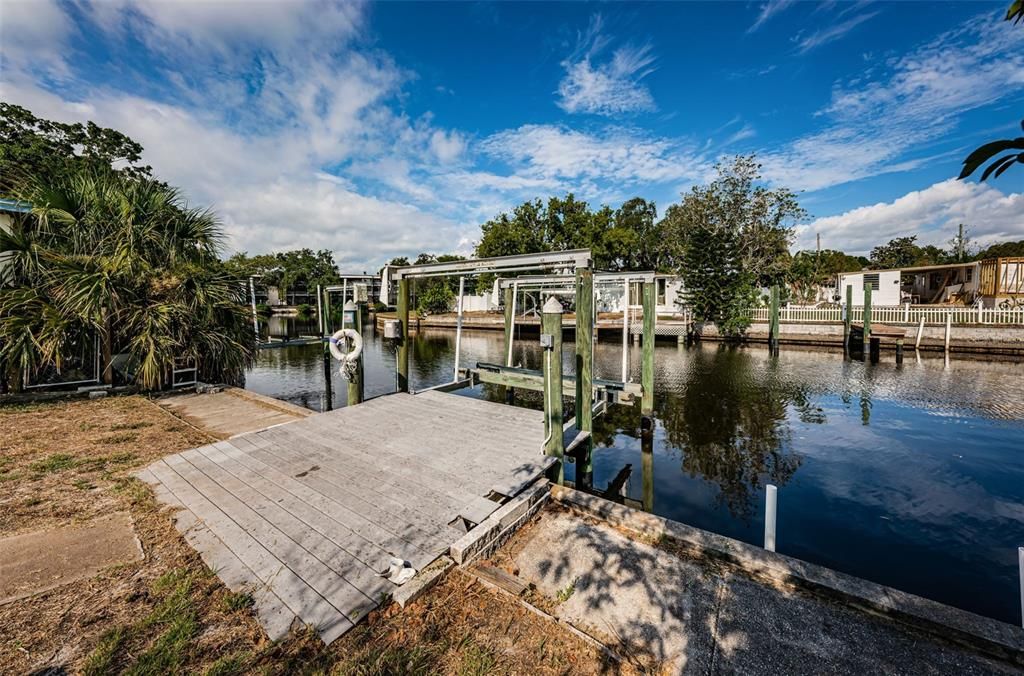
(158, 387, 312, 439)
(138, 390, 548, 643)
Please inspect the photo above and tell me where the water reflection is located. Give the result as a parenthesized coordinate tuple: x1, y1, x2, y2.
(244, 325, 1024, 623)
(653, 347, 804, 520)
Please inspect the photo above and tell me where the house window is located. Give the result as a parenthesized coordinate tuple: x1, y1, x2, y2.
(966, 268, 973, 282)
(863, 273, 880, 291)
(657, 278, 667, 306)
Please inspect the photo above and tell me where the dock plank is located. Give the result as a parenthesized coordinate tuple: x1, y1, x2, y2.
(142, 389, 551, 645)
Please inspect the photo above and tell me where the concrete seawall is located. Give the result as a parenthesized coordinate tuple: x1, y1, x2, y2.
(375, 312, 1024, 357)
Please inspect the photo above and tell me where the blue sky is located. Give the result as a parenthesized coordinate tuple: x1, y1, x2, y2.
(1, 0, 1022, 271)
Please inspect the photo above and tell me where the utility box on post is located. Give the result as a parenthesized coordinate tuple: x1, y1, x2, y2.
(383, 319, 402, 340)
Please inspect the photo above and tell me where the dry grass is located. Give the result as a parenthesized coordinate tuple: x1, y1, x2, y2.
(0, 395, 617, 675)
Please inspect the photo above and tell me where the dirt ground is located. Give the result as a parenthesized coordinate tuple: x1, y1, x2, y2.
(0, 395, 616, 675)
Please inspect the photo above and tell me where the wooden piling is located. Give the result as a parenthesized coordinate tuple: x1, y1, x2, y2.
(895, 338, 904, 364)
(542, 297, 564, 485)
(575, 269, 594, 461)
(348, 303, 364, 406)
(769, 285, 780, 353)
(503, 285, 515, 403)
(844, 285, 852, 350)
(641, 280, 656, 418)
(397, 277, 410, 392)
(320, 286, 333, 411)
(641, 429, 654, 514)
(862, 282, 872, 362)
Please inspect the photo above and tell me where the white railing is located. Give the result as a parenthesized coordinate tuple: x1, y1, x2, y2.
(744, 304, 1024, 326)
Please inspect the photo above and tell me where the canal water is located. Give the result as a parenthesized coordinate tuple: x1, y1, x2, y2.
(246, 318, 1024, 625)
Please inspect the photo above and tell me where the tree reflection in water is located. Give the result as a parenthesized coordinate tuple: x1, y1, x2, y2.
(650, 345, 814, 520)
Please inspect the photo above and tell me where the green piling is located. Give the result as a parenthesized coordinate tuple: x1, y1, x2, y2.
(347, 302, 364, 406)
(397, 277, 410, 392)
(575, 269, 594, 482)
(863, 282, 872, 358)
(769, 285, 780, 352)
(542, 297, 565, 485)
(641, 280, 656, 418)
(844, 284, 852, 350)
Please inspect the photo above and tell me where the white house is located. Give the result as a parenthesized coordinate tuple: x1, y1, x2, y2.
(834, 270, 902, 305)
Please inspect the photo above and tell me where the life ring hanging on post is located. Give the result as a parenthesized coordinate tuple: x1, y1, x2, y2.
(329, 328, 363, 380)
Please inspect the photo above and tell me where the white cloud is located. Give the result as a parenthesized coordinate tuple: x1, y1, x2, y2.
(557, 15, 656, 116)
(479, 124, 701, 185)
(429, 129, 467, 163)
(762, 15, 1024, 191)
(798, 179, 1024, 253)
(748, 0, 797, 33)
(0, 0, 73, 75)
(793, 11, 879, 54)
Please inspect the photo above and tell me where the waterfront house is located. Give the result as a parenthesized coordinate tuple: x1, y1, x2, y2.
(837, 259, 1024, 307)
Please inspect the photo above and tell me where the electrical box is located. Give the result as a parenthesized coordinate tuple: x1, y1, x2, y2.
(353, 283, 369, 303)
(383, 319, 402, 340)
(539, 333, 553, 349)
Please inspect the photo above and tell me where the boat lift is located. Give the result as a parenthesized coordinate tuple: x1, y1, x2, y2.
(382, 249, 658, 485)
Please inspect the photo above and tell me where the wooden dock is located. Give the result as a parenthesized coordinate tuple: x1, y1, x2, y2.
(158, 387, 312, 439)
(138, 390, 549, 643)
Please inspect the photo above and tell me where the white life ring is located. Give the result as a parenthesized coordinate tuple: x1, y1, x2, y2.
(328, 328, 363, 364)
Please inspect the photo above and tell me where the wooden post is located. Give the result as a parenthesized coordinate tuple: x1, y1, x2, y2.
(895, 338, 904, 365)
(844, 284, 853, 351)
(575, 269, 594, 458)
(863, 282, 872, 361)
(621, 279, 629, 382)
(397, 277, 410, 392)
(769, 285, 780, 353)
(542, 297, 564, 485)
(347, 302, 364, 406)
(641, 280, 656, 419)
(641, 429, 654, 514)
(320, 286, 333, 411)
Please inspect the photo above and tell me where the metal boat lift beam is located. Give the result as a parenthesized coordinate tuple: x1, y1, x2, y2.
(391, 249, 592, 280)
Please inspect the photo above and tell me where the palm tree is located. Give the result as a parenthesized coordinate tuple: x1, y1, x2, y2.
(958, 119, 1024, 181)
(0, 167, 256, 390)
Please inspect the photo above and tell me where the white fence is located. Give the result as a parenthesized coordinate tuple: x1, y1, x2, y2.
(745, 304, 1024, 326)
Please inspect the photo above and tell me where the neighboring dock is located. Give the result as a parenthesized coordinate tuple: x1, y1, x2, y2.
(139, 390, 552, 643)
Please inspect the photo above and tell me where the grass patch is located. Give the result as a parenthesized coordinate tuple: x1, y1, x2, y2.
(457, 639, 497, 676)
(204, 651, 250, 676)
(78, 568, 205, 674)
(110, 421, 154, 431)
(82, 626, 127, 676)
(74, 478, 95, 491)
(30, 453, 76, 474)
(220, 591, 254, 613)
(339, 645, 440, 676)
(556, 577, 578, 604)
(103, 432, 140, 445)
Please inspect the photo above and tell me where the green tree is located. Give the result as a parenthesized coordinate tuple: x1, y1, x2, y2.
(787, 249, 864, 303)
(0, 103, 152, 194)
(1, 167, 255, 390)
(661, 156, 804, 335)
(870, 236, 924, 269)
(975, 239, 1024, 259)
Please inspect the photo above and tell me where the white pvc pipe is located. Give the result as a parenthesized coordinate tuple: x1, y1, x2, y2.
(622, 278, 629, 382)
(945, 311, 952, 353)
(764, 484, 778, 552)
(1018, 546, 1023, 629)
(506, 281, 518, 367)
(249, 277, 259, 344)
(316, 284, 324, 335)
(453, 276, 465, 380)
(915, 316, 925, 349)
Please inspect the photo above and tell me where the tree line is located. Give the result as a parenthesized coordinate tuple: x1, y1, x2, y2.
(0, 104, 256, 391)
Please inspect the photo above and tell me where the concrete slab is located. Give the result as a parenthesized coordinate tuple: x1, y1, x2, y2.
(513, 511, 718, 674)
(713, 572, 1019, 675)
(0, 513, 142, 605)
(511, 508, 1019, 675)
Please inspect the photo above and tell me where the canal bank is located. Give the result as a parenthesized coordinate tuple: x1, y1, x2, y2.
(375, 311, 1024, 356)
